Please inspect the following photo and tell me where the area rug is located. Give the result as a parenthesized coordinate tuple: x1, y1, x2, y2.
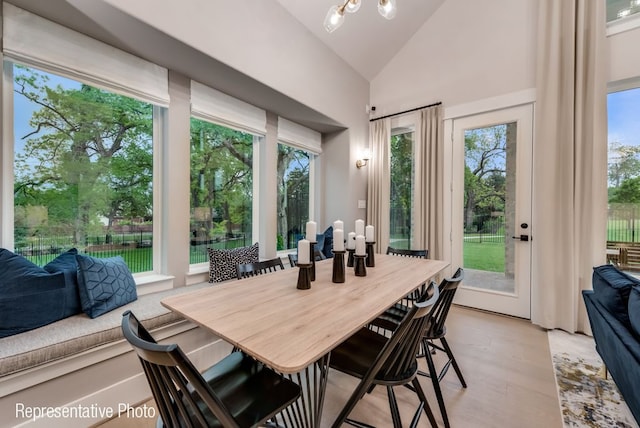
(548, 329, 638, 428)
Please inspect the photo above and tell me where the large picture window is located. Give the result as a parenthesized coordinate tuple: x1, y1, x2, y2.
(189, 118, 254, 264)
(277, 144, 310, 251)
(12, 63, 155, 273)
(389, 129, 415, 249)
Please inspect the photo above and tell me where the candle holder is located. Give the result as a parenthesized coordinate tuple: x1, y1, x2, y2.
(347, 249, 355, 267)
(296, 263, 312, 290)
(332, 250, 346, 283)
(365, 241, 376, 267)
(354, 254, 367, 277)
(310, 241, 317, 281)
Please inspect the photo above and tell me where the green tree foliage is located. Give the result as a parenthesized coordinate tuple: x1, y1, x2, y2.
(390, 132, 412, 242)
(277, 145, 309, 250)
(610, 177, 640, 203)
(609, 142, 640, 189)
(190, 118, 253, 238)
(464, 125, 506, 232)
(13, 66, 153, 245)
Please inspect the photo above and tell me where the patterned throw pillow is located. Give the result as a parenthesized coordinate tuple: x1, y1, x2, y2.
(207, 243, 259, 283)
(76, 254, 138, 318)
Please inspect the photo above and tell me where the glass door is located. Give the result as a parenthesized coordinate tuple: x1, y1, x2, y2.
(451, 104, 533, 319)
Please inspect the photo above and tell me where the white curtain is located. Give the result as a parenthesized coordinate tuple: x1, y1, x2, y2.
(415, 105, 444, 259)
(367, 119, 391, 251)
(532, 0, 608, 332)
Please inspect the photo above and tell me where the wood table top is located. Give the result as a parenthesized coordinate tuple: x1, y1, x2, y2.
(161, 254, 449, 373)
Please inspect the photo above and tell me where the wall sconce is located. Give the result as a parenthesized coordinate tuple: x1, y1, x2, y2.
(356, 148, 372, 169)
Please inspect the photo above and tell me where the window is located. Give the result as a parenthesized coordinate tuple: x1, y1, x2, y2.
(607, 86, 640, 247)
(12, 64, 155, 272)
(189, 118, 254, 263)
(389, 129, 415, 249)
(607, 0, 640, 22)
(277, 144, 310, 251)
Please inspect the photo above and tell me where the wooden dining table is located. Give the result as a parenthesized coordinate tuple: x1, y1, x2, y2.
(162, 253, 449, 427)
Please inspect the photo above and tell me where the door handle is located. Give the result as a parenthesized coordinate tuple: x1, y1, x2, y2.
(512, 235, 530, 242)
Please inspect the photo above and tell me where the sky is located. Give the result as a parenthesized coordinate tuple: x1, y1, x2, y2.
(608, 87, 640, 148)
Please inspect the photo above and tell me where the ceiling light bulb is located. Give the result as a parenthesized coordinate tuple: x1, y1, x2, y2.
(378, 0, 397, 20)
(324, 5, 345, 33)
(345, 0, 361, 14)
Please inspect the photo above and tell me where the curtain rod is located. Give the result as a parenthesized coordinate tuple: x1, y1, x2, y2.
(369, 101, 442, 122)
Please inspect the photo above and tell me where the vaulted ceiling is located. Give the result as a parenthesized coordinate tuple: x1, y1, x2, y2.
(275, 0, 445, 81)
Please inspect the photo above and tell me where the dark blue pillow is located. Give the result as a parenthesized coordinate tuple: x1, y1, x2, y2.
(322, 226, 334, 258)
(592, 264, 640, 327)
(629, 286, 640, 338)
(0, 248, 66, 337)
(76, 254, 137, 318)
(44, 248, 81, 318)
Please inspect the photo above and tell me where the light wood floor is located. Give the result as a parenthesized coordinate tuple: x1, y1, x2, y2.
(98, 305, 562, 428)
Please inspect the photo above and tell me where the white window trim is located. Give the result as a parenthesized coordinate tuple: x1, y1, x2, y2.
(607, 11, 640, 36)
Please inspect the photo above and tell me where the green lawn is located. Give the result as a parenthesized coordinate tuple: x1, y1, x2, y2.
(464, 241, 504, 272)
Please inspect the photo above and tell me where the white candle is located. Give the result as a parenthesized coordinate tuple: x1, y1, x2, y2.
(298, 239, 310, 264)
(347, 232, 356, 250)
(355, 235, 366, 256)
(365, 225, 375, 242)
(306, 221, 317, 241)
(333, 219, 344, 232)
(355, 219, 365, 237)
(333, 229, 344, 252)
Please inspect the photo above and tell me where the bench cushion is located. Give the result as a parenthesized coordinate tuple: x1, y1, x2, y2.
(0, 283, 210, 377)
(592, 264, 640, 327)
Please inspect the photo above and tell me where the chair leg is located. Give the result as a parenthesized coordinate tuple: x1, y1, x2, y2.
(423, 339, 451, 428)
(411, 378, 439, 428)
(331, 378, 374, 428)
(387, 386, 403, 428)
(441, 337, 467, 388)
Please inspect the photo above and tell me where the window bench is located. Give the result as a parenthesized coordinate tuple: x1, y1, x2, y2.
(0, 282, 230, 427)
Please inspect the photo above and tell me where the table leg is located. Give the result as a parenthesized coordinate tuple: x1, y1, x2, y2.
(270, 353, 331, 428)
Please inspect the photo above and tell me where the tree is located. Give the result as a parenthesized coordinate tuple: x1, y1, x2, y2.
(463, 125, 507, 231)
(277, 145, 309, 250)
(610, 177, 640, 203)
(390, 133, 413, 240)
(13, 65, 153, 245)
(608, 142, 640, 188)
(190, 119, 253, 239)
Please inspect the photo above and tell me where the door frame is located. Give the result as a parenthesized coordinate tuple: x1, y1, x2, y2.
(448, 103, 534, 319)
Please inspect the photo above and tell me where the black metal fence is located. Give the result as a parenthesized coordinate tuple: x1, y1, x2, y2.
(463, 214, 505, 244)
(608, 204, 640, 243)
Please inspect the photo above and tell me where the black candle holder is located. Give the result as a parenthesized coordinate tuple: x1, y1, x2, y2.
(296, 263, 312, 290)
(332, 250, 346, 283)
(354, 254, 367, 277)
(365, 241, 376, 267)
(347, 248, 355, 267)
(310, 241, 317, 281)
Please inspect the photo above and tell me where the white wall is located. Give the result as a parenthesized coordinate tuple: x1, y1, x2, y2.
(370, 0, 538, 117)
(608, 25, 640, 86)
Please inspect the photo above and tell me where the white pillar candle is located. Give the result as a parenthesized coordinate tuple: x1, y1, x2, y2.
(333, 219, 344, 232)
(355, 235, 366, 256)
(306, 221, 317, 241)
(333, 229, 344, 252)
(298, 239, 310, 264)
(365, 225, 375, 242)
(347, 232, 356, 250)
(355, 219, 365, 237)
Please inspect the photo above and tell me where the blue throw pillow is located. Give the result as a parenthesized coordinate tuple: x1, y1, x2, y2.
(44, 248, 81, 318)
(0, 248, 66, 337)
(322, 226, 334, 258)
(629, 286, 640, 338)
(76, 254, 137, 318)
(592, 264, 640, 327)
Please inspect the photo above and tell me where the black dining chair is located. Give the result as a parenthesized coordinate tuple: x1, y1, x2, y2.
(419, 267, 466, 428)
(328, 282, 441, 428)
(236, 257, 285, 279)
(121, 310, 301, 428)
(386, 246, 429, 259)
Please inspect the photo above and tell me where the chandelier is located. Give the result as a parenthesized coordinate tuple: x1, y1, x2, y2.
(324, 0, 397, 33)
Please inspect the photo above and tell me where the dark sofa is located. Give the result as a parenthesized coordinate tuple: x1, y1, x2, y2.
(583, 264, 640, 423)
